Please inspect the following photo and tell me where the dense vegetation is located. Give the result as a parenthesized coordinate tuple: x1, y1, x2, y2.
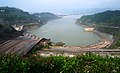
(0, 25, 22, 43)
(0, 53, 120, 73)
(0, 7, 58, 43)
(0, 7, 38, 43)
(0, 7, 38, 25)
(80, 10, 120, 25)
(0, 7, 58, 26)
(79, 10, 120, 48)
(33, 12, 59, 24)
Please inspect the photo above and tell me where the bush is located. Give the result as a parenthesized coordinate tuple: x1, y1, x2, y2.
(54, 42, 65, 46)
(0, 53, 120, 73)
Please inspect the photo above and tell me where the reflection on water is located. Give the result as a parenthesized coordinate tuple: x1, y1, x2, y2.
(28, 15, 101, 46)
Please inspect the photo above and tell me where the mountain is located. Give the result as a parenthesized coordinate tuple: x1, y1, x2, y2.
(0, 7, 59, 43)
(0, 7, 38, 43)
(0, 7, 38, 25)
(33, 12, 59, 24)
(80, 10, 120, 27)
(79, 10, 120, 48)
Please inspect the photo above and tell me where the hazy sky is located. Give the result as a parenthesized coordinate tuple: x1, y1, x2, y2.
(0, 0, 120, 13)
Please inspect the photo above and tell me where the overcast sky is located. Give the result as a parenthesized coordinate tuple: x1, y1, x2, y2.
(0, 0, 120, 13)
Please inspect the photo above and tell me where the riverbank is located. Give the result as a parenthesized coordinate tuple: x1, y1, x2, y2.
(28, 15, 102, 46)
(24, 17, 62, 31)
(34, 19, 115, 58)
(39, 17, 113, 50)
(75, 20, 114, 49)
(23, 22, 44, 31)
(44, 20, 114, 49)
(27, 15, 113, 49)
(26, 15, 114, 49)
(25, 15, 116, 57)
(35, 28, 115, 57)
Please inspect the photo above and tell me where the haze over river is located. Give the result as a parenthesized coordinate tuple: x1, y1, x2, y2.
(28, 15, 101, 46)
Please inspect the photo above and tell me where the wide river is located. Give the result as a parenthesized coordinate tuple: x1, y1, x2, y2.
(28, 15, 101, 46)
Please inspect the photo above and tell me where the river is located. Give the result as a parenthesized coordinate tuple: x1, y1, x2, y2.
(28, 15, 101, 46)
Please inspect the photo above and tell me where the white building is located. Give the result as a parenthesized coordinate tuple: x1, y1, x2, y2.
(84, 28, 94, 32)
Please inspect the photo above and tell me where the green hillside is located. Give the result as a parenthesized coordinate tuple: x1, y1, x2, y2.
(79, 10, 120, 48)
(33, 12, 59, 24)
(0, 7, 38, 25)
(0, 25, 22, 43)
(80, 10, 120, 26)
(0, 7, 58, 43)
(0, 7, 38, 42)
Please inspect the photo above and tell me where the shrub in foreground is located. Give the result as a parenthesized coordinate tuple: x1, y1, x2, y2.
(0, 53, 120, 73)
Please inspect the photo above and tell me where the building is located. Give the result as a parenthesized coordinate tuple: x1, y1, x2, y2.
(12, 25, 24, 31)
(84, 28, 94, 32)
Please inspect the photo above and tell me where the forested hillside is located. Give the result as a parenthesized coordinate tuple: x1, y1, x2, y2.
(0, 25, 22, 43)
(79, 10, 120, 48)
(80, 10, 120, 27)
(0, 7, 38, 25)
(33, 12, 59, 24)
(0, 7, 58, 43)
(0, 7, 38, 43)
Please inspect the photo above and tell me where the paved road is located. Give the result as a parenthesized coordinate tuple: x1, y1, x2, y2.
(51, 47, 120, 52)
(35, 46, 120, 57)
(42, 46, 120, 56)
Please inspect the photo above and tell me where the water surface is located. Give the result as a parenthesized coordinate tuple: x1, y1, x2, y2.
(28, 15, 101, 46)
